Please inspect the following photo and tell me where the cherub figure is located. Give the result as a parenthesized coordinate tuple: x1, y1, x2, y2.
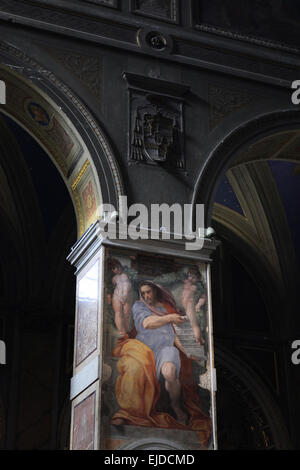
(152, 265, 206, 346)
(107, 259, 133, 336)
(180, 267, 206, 345)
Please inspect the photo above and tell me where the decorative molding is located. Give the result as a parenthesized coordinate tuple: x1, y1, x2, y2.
(137, 27, 174, 55)
(193, 0, 300, 55)
(0, 1, 138, 53)
(71, 158, 101, 238)
(72, 190, 84, 236)
(196, 23, 300, 55)
(72, 174, 100, 237)
(71, 389, 97, 450)
(0, 40, 124, 219)
(48, 49, 102, 103)
(209, 85, 257, 129)
(83, 0, 118, 8)
(0, 41, 125, 240)
(67, 221, 220, 268)
(67, 221, 103, 271)
(7, 0, 300, 58)
(72, 160, 90, 191)
(123, 72, 189, 98)
(118, 437, 188, 450)
(70, 355, 100, 400)
(0, 1, 296, 89)
(130, 0, 179, 24)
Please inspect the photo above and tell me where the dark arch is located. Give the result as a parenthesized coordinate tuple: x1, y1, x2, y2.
(212, 219, 282, 333)
(215, 344, 292, 450)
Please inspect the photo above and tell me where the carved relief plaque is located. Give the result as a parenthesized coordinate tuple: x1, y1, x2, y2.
(130, 95, 184, 168)
(49, 49, 102, 103)
(124, 74, 188, 171)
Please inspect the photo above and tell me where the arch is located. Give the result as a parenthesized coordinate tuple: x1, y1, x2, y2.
(0, 40, 125, 238)
(212, 160, 299, 289)
(192, 108, 300, 226)
(212, 218, 281, 333)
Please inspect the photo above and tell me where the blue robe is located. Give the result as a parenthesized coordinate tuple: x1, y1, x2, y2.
(132, 300, 180, 379)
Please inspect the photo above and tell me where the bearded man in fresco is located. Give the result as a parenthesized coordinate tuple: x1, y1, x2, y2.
(111, 280, 211, 447)
(132, 281, 188, 425)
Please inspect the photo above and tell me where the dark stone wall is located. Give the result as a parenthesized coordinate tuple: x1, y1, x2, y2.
(0, 14, 294, 213)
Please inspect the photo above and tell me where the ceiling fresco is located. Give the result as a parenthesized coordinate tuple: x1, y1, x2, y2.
(214, 159, 300, 270)
(215, 174, 245, 217)
(268, 160, 300, 267)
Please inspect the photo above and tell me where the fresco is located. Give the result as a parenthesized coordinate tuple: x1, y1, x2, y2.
(75, 260, 99, 367)
(101, 249, 213, 449)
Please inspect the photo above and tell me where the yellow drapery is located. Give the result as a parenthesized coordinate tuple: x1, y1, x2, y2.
(111, 303, 212, 447)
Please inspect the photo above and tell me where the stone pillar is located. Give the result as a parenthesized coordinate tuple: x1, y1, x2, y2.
(67, 223, 104, 450)
(67, 222, 219, 450)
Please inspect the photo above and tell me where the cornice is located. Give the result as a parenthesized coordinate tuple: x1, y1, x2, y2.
(0, 0, 299, 88)
(67, 220, 221, 271)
